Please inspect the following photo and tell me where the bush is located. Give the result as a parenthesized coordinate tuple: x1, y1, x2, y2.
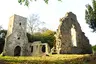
(27, 30, 55, 48)
(0, 30, 7, 54)
(92, 45, 96, 52)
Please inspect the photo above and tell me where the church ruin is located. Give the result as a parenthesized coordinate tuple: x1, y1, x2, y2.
(30, 41, 50, 56)
(3, 12, 92, 56)
(3, 14, 50, 56)
(55, 12, 92, 54)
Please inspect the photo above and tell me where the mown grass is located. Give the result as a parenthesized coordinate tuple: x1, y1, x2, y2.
(0, 54, 96, 64)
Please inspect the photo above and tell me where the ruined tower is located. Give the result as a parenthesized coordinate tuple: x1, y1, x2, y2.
(55, 12, 92, 54)
(3, 14, 29, 56)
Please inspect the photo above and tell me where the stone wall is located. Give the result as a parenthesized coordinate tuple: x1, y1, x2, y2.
(3, 14, 30, 56)
(55, 12, 92, 54)
(30, 41, 50, 56)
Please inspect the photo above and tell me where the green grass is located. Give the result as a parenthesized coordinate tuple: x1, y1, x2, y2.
(0, 54, 96, 64)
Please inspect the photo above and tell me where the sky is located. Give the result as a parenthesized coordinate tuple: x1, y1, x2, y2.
(0, 0, 96, 45)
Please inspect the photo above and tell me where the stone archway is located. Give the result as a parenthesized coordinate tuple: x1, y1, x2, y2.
(14, 46, 21, 56)
(42, 45, 46, 53)
(71, 24, 77, 47)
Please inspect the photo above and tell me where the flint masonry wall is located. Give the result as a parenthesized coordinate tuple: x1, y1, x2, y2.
(3, 14, 30, 56)
(55, 12, 92, 54)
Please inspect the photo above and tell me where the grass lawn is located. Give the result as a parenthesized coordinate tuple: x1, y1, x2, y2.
(0, 54, 96, 64)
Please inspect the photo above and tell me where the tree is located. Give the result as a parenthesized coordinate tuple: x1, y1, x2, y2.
(27, 14, 45, 34)
(92, 45, 96, 52)
(18, 0, 61, 6)
(85, 0, 96, 32)
(38, 27, 48, 33)
(0, 30, 7, 54)
(41, 30, 55, 48)
(27, 29, 55, 48)
(0, 25, 2, 30)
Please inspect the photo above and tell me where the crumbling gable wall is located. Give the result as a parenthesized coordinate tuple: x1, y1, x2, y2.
(55, 12, 92, 54)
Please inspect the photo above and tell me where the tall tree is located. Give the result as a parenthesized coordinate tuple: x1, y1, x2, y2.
(27, 14, 45, 34)
(85, 0, 96, 32)
(18, 0, 61, 6)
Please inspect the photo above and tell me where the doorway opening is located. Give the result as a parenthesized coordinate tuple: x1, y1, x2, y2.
(14, 46, 21, 56)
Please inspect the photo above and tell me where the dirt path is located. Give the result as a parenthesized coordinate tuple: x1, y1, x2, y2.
(88, 60, 96, 64)
(0, 60, 7, 64)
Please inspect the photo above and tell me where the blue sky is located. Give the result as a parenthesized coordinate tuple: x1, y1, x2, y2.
(0, 0, 96, 45)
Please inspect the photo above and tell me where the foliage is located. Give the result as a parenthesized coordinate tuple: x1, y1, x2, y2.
(0, 30, 7, 54)
(92, 45, 96, 51)
(27, 33, 33, 42)
(85, 0, 96, 32)
(41, 30, 55, 48)
(27, 32, 43, 42)
(32, 32, 43, 42)
(0, 30, 7, 44)
(0, 54, 95, 64)
(0, 30, 7, 39)
(27, 30, 55, 48)
(27, 14, 45, 34)
(18, 0, 62, 6)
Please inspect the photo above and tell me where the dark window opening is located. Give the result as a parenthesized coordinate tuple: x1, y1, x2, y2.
(19, 23, 21, 25)
(42, 45, 46, 53)
(31, 46, 33, 52)
(71, 18, 73, 21)
(17, 37, 20, 40)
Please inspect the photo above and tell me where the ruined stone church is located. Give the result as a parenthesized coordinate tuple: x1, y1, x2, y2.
(3, 12, 92, 56)
(55, 12, 92, 54)
(3, 14, 50, 56)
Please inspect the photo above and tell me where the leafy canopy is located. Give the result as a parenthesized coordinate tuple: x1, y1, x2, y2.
(18, 0, 61, 6)
(85, 0, 96, 32)
(27, 30, 55, 48)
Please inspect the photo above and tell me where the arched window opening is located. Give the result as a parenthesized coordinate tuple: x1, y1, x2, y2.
(71, 25, 77, 47)
(42, 45, 46, 53)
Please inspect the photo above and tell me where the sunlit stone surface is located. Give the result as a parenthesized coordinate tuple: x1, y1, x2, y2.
(55, 12, 92, 54)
